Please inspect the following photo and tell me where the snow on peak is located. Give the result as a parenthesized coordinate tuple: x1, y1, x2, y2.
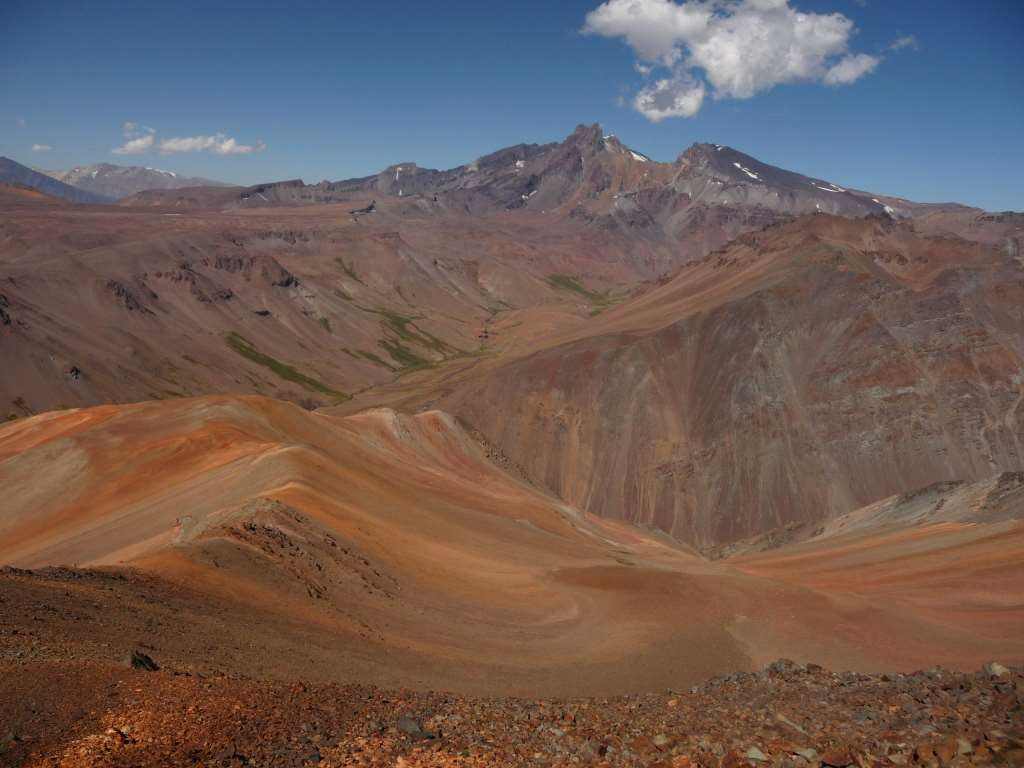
(733, 162, 760, 181)
(601, 136, 649, 162)
(813, 182, 846, 193)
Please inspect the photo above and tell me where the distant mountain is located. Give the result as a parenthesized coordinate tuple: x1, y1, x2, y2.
(0, 157, 111, 204)
(42, 162, 231, 200)
(120, 124, 895, 222)
(327, 125, 895, 220)
(117, 125, 908, 267)
(113, 124, 1021, 263)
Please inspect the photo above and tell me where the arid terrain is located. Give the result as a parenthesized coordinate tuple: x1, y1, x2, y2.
(1, 126, 1023, 767)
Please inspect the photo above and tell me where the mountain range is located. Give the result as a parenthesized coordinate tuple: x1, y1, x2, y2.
(1, 125, 1022, 761)
(2, 124, 1021, 550)
(41, 162, 231, 199)
(0, 156, 232, 202)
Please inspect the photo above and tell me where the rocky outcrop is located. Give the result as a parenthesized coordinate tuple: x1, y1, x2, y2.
(105, 279, 157, 313)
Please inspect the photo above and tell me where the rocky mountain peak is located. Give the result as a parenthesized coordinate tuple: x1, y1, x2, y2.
(676, 142, 727, 169)
(564, 123, 605, 154)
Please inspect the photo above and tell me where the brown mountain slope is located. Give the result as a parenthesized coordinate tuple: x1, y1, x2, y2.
(1, 395, 1021, 701)
(337, 214, 1024, 548)
(0, 194, 690, 416)
(11, 126, 1017, 423)
(0, 183, 70, 209)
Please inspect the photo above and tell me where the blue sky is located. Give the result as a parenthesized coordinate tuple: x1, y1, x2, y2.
(1, 0, 1021, 210)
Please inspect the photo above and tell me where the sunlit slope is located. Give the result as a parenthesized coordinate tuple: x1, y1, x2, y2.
(1, 395, 1021, 695)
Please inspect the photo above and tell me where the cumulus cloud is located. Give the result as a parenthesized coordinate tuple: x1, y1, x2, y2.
(823, 53, 880, 85)
(111, 122, 264, 156)
(111, 121, 158, 154)
(31, 144, 52, 152)
(888, 35, 918, 51)
(112, 134, 155, 155)
(122, 121, 156, 138)
(585, 0, 713, 65)
(635, 73, 706, 120)
(583, 0, 882, 120)
(158, 134, 265, 155)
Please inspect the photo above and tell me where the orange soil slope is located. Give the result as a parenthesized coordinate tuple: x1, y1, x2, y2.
(1, 396, 1022, 696)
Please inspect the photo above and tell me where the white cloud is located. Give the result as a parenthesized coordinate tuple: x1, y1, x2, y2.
(31, 144, 52, 152)
(112, 121, 159, 154)
(111, 123, 264, 156)
(824, 53, 880, 85)
(17, 117, 27, 128)
(158, 133, 265, 155)
(634, 73, 706, 120)
(584, 0, 713, 65)
(583, 0, 882, 120)
(122, 121, 156, 138)
(112, 134, 156, 155)
(888, 35, 918, 51)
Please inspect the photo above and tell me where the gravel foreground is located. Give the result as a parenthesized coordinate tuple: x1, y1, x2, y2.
(1, 658, 1021, 767)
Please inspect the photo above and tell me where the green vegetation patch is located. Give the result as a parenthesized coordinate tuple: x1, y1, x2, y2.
(357, 350, 397, 370)
(334, 257, 363, 284)
(376, 309, 454, 354)
(379, 338, 431, 370)
(547, 273, 622, 315)
(547, 273, 605, 301)
(225, 332, 347, 399)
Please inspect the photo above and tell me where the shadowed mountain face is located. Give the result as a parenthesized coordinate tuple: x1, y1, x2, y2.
(342, 214, 1024, 548)
(43, 163, 231, 200)
(0, 156, 112, 204)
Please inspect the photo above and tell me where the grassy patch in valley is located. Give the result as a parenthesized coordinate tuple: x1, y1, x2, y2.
(225, 332, 347, 399)
(547, 273, 622, 316)
(378, 338, 431, 370)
